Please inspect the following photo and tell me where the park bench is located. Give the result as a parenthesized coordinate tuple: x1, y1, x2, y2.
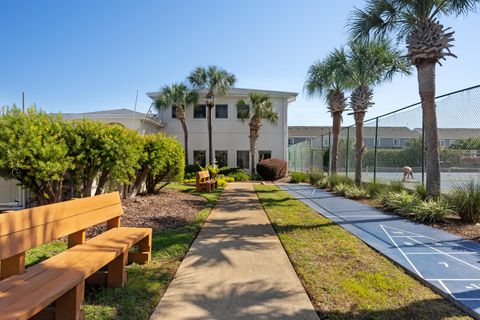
(0, 192, 152, 320)
(195, 170, 217, 192)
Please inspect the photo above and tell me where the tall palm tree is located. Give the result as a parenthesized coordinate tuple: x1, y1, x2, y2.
(347, 40, 411, 186)
(348, 0, 479, 197)
(305, 48, 350, 174)
(188, 65, 236, 164)
(155, 83, 198, 164)
(243, 92, 279, 175)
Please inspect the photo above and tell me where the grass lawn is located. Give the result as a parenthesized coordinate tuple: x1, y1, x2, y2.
(255, 184, 470, 320)
(25, 184, 222, 320)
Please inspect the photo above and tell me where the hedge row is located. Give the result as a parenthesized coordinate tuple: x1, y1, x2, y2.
(0, 107, 184, 204)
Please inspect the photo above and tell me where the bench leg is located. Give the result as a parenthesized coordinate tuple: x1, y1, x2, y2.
(107, 252, 127, 288)
(55, 281, 84, 320)
(1, 252, 25, 280)
(129, 233, 152, 265)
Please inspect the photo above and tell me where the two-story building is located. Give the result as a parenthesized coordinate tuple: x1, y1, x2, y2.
(147, 88, 297, 169)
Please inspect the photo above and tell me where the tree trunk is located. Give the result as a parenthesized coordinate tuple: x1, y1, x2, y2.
(129, 167, 149, 198)
(207, 104, 213, 165)
(330, 111, 342, 174)
(354, 112, 366, 187)
(249, 118, 261, 176)
(250, 134, 257, 176)
(95, 169, 111, 196)
(417, 62, 441, 198)
(179, 118, 189, 165)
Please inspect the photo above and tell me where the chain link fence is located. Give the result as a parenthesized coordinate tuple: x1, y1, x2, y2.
(288, 85, 480, 193)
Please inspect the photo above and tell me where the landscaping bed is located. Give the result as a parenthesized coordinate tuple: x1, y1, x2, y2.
(25, 185, 222, 320)
(255, 184, 471, 319)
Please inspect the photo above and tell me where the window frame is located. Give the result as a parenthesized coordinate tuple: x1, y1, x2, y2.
(171, 105, 177, 119)
(236, 150, 250, 169)
(258, 150, 272, 161)
(193, 150, 207, 167)
(237, 103, 250, 119)
(215, 150, 228, 168)
(215, 104, 229, 119)
(393, 138, 400, 147)
(193, 104, 207, 119)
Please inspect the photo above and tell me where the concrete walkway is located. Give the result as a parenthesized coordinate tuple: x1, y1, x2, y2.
(150, 183, 319, 320)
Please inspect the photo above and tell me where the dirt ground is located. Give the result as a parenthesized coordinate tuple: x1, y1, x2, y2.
(87, 188, 207, 238)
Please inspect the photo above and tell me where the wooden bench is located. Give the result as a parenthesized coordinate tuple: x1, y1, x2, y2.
(195, 170, 217, 192)
(0, 192, 152, 320)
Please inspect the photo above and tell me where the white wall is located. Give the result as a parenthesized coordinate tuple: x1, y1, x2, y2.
(159, 95, 289, 167)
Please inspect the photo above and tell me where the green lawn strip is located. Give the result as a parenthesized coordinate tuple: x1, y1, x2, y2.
(25, 184, 222, 320)
(254, 184, 470, 320)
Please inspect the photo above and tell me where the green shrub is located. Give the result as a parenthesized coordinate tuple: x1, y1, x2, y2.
(388, 181, 405, 193)
(185, 163, 202, 174)
(413, 199, 451, 223)
(229, 171, 250, 181)
(309, 170, 325, 185)
(329, 174, 353, 189)
(218, 167, 243, 176)
(345, 186, 369, 200)
(365, 182, 383, 197)
(450, 180, 480, 223)
(290, 171, 309, 183)
(334, 183, 350, 196)
(183, 178, 196, 184)
(380, 190, 420, 216)
(315, 177, 329, 189)
(256, 158, 287, 181)
(414, 184, 427, 200)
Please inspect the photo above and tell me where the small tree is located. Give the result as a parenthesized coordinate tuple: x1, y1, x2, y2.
(0, 107, 73, 204)
(155, 83, 198, 164)
(239, 93, 279, 175)
(188, 65, 236, 164)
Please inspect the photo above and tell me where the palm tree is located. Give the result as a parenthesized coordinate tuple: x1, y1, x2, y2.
(347, 40, 411, 186)
(242, 92, 279, 175)
(305, 48, 350, 174)
(188, 65, 236, 165)
(348, 0, 479, 197)
(155, 83, 198, 164)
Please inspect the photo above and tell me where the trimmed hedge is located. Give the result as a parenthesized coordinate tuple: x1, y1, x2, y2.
(256, 158, 287, 181)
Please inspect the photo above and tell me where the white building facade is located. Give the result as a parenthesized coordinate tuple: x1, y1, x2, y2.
(147, 88, 297, 169)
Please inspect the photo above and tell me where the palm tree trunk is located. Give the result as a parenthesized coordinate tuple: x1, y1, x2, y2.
(179, 117, 189, 164)
(354, 111, 366, 186)
(331, 111, 342, 174)
(417, 62, 441, 198)
(207, 100, 214, 165)
(250, 134, 257, 176)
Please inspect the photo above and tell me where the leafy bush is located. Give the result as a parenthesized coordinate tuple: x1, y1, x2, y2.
(365, 182, 383, 197)
(334, 183, 350, 196)
(315, 177, 329, 189)
(218, 167, 243, 176)
(309, 170, 325, 185)
(185, 163, 202, 174)
(256, 158, 287, 181)
(329, 174, 353, 189)
(217, 176, 234, 187)
(379, 190, 420, 216)
(228, 171, 251, 181)
(290, 171, 309, 183)
(450, 180, 480, 223)
(413, 199, 451, 223)
(389, 181, 405, 193)
(345, 186, 369, 200)
(414, 184, 427, 200)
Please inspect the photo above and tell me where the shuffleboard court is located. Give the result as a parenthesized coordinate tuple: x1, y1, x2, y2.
(280, 183, 480, 319)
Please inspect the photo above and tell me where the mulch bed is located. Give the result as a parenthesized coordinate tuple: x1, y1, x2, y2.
(86, 188, 207, 238)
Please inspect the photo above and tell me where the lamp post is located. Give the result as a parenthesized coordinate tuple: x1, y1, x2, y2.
(205, 92, 214, 165)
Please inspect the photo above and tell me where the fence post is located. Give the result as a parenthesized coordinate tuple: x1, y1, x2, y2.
(345, 127, 350, 178)
(374, 117, 379, 183)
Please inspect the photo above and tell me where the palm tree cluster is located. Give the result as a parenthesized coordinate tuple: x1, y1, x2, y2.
(155, 65, 278, 175)
(306, 0, 478, 198)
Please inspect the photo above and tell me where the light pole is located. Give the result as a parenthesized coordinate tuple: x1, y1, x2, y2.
(205, 92, 215, 165)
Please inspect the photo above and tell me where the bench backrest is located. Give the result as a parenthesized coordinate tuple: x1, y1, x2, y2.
(0, 192, 123, 262)
(196, 171, 210, 184)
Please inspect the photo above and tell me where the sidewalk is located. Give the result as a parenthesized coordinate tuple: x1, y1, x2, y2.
(150, 183, 319, 320)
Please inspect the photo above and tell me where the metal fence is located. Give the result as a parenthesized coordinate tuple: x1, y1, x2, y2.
(288, 85, 480, 193)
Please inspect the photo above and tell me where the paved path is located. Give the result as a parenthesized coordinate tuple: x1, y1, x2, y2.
(281, 183, 480, 319)
(150, 183, 319, 320)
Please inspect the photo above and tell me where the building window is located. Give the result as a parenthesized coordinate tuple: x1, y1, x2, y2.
(215, 104, 228, 119)
(215, 150, 228, 168)
(393, 138, 400, 147)
(259, 150, 272, 161)
(237, 151, 249, 169)
(376, 138, 381, 147)
(194, 105, 206, 119)
(288, 138, 294, 145)
(440, 139, 446, 147)
(323, 137, 330, 146)
(171, 105, 177, 119)
(193, 150, 206, 167)
(237, 103, 250, 119)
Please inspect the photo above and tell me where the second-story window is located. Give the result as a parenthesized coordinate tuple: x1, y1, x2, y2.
(215, 104, 228, 119)
(237, 103, 250, 119)
(171, 105, 177, 119)
(194, 104, 206, 119)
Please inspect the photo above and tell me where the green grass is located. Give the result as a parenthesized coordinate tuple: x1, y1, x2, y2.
(254, 184, 470, 320)
(25, 184, 222, 320)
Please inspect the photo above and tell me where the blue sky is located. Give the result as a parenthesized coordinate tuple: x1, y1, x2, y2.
(1, 0, 479, 126)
